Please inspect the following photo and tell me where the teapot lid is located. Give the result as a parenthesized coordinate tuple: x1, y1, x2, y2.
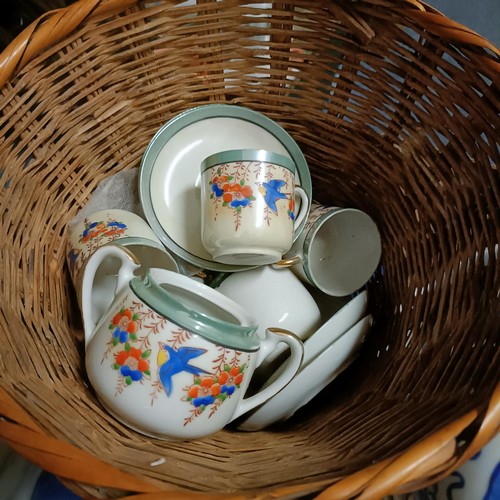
(130, 272, 260, 352)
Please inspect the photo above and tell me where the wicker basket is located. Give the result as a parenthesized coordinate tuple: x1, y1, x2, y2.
(0, 0, 498, 498)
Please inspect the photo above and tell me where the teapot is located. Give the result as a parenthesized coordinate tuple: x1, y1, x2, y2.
(81, 244, 304, 440)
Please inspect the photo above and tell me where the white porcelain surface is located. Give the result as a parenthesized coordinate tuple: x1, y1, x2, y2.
(82, 245, 303, 440)
(255, 290, 368, 393)
(239, 314, 372, 431)
(280, 204, 382, 296)
(67, 209, 179, 334)
(200, 152, 309, 266)
(139, 104, 312, 272)
(427, 432, 500, 500)
(301, 290, 368, 366)
(216, 265, 322, 369)
(67, 209, 167, 283)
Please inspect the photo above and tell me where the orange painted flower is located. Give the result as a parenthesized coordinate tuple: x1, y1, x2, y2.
(218, 371, 230, 385)
(240, 185, 253, 198)
(228, 366, 244, 386)
(186, 376, 221, 407)
(288, 197, 296, 221)
(110, 308, 139, 344)
(114, 347, 150, 383)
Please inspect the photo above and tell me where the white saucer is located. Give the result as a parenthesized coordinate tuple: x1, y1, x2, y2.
(256, 290, 368, 382)
(139, 104, 312, 272)
(238, 314, 372, 431)
(302, 290, 368, 366)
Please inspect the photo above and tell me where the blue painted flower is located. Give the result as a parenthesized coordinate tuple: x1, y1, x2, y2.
(211, 183, 224, 197)
(107, 221, 127, 229)
(110, 309, 138, 344)
(230, 198, 251, 208)
(192, 395, 216, 407)
(82, 221, 99, 239)
(113, 328, 129, 344)
(120, 365, 144, 381)
(221, 385, 236, 396)
(114, 347, 150, 384)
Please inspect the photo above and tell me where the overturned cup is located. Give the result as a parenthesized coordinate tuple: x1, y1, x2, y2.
(274, 204, 382, 296)
(200, 149, 309, 265)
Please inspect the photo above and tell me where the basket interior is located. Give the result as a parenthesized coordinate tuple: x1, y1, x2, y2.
(0, 0, 498, 496)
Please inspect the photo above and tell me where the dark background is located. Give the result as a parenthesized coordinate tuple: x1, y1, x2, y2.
(0, 0, 72, 49)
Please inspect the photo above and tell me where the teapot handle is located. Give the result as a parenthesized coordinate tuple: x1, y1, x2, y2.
(231, 328, 304, 420)
(81, 244, 141, 348)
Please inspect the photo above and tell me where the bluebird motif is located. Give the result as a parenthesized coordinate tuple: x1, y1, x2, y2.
(157, 344, 209, 396)
(258, 179, 287, 214)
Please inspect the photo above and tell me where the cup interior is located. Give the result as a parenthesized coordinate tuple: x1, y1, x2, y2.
(306, 209, 381, 296)
(123, 242, 178, 274)
(159, 282, 243, 325)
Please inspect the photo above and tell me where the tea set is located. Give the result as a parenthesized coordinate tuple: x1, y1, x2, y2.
(66, 104, 382, 441)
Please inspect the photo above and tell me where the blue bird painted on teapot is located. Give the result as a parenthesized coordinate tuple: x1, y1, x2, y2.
(80, 245, 304, 440)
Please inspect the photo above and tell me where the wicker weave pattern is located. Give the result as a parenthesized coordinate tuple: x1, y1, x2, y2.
(0, 1, 498, 498)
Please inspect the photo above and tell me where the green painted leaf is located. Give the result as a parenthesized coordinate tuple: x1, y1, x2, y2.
(113, 363, 120, 370)
(144, 370, 151, 377)
(142, 349, 151, 358)
(228, 175, 234, 181)
(125, 376, 132, 385)
(112, 338, 118, 347)
(240, 363, 247, 372)
(125, 343, 131, 352)
(240, 179, 245, 186)
(132, 313, 139, 321)
(130, 333, 137, 342)
(224, 365, 231, 372)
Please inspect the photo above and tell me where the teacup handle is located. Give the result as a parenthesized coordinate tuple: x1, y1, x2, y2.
(292, 186, 309, 232)
(272, 255, 302, 269)
(81, 245, 141, 348)
(231, 328, 304, 420)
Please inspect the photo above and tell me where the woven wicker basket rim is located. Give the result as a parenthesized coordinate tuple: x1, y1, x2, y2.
(0, 0, 499, 86)
(0, 0, 498, 498)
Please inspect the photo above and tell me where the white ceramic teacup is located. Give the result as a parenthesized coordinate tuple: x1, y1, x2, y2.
(67, 209, 179, 322)
(200, 149, 309, 265)
(275, 203, 382, 296)
(81, 245, 304, 440)
(216, 265, 322, 374)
